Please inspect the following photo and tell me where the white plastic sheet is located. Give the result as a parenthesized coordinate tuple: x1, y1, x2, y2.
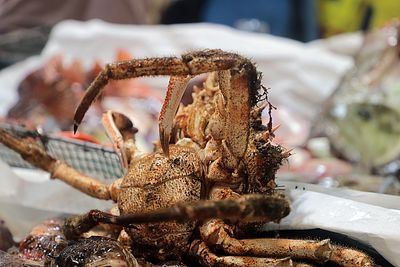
(279, 181, 400, 266)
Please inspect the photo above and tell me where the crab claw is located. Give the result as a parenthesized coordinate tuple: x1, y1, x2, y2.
(159, 75, 192, 157)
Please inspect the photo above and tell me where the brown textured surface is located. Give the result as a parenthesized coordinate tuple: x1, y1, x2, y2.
(119, 145, 202, 261)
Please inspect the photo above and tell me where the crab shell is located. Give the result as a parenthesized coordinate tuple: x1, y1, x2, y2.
(118, 145, 203, 260)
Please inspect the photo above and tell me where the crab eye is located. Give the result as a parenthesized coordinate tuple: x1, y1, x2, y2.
(173, 157, 180, 165)
(357, 107, 372, 121)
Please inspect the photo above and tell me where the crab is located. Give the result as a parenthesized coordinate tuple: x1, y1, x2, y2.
(0, 49, 374, 266)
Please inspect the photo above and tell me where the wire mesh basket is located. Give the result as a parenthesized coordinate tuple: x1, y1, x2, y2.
(0, 124, 123, 181)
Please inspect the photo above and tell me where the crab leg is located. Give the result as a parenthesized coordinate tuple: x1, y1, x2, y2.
(190, 241, 314, 267)
(217, 69, 251, 162)
(74, 50, 247, 131)
(330, 247, 376, 266)
(74, 50, 259, 163)
(62, 193, 289, 240)
(79, 193, 290, 227)
(62, 193, 288, 239)
(200, 219, 331, 263)
(0, 129, 120, 201)
(199, 219, 374, 266)
(190, 240, 294, 267)
(159, 75, 192, 157)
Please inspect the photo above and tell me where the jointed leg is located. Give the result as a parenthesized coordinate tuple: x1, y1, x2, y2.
(198, 219, 374, 266)
(74, 50, 248, 131)
(0, 128, 119, 201)
(190, 242, 315, 267)
(200, 219, 331, 263)
(189, 240, 294, 267)
(63, 211, 103, 240)
(62, 193, 288, 239)
(62, 193, 288, 242)
(78, 194, 290, 227)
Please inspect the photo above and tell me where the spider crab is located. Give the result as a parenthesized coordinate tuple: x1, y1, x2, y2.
(0, 49, 374, 266)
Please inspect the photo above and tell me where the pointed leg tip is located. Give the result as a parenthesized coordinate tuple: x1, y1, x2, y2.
(163, 147, 170, 158)
(159, 127, 170, 158)
(73, 123, 79, 134)
(161, 139, 170, 158)
(272, 124, 281, 133)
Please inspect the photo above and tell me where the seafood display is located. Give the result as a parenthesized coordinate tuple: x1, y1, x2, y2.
(0, 50, 375, 266)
